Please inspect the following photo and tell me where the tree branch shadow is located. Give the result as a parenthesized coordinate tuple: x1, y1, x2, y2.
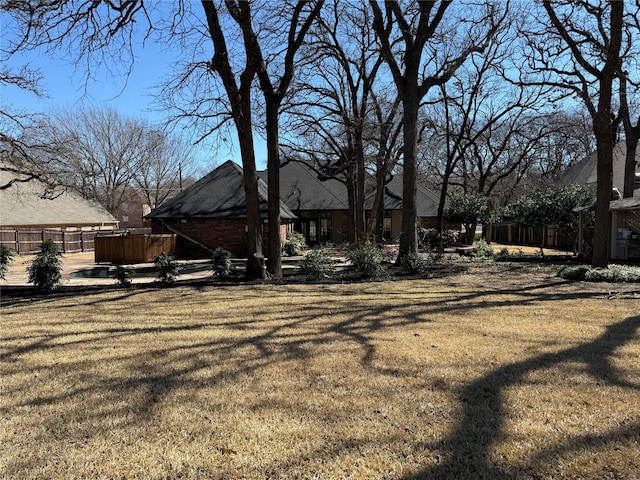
(403, 315, 640, 479)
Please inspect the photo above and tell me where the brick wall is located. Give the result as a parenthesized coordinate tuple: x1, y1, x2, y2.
(151, 218, 248, 258)
(150, 218, 293, 259)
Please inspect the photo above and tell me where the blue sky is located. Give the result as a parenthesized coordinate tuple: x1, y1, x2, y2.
(3, 27, 268, 172)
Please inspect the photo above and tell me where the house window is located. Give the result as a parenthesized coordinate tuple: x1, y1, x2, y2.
(383, 211, 392, 241)
(320, 212, 332, 243)
(308, 221, 317, 243)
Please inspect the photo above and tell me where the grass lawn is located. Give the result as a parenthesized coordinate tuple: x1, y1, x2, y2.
(1, 263, 639, 479)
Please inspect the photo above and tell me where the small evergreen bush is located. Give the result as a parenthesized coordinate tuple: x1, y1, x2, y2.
(27, 240, 63, 292)
(558, 264, 640, 283)
(0, 244, 16, 280)
(494, 247, 525, 262)
(585, 264, 640, 283)
(473, 239, 494, 258)
(154, 252, 180, 284)
(557, 265, 589, 281)
(283, 232, 306, 256)
(298, 248, 335, 280)
(400, 252, 433, 274)
(417, 228, 459, 250)
(346, 243, 387, 278)
(211, 248, 233, 278)
(114, 265, 132, 286)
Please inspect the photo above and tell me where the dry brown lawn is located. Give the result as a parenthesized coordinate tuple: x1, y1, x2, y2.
(1, 264, 639, 479)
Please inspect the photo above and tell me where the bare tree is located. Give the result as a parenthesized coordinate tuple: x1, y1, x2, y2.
(0, 55, 59, 189)
(370, 0, 506, 260)
(250, 1, 323, 278)
(283, 1, 396, 244)
(131, 129, 195, 210)
(523, 0, 624, 267)
(418, 12, 552, 232)
(33, 107, 188, 217)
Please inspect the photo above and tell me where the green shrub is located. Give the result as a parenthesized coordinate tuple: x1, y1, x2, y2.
(494, 247, 525, 262)
(298, 248, 335, 280)
(557, 265, 589, 281)
(211, 248, 233, 278)
(154, 252, 180, 284)
(114, 265, 132, 286)
(585, 264, 640, 283)
(0, 244, 16, 280)
(27, 240, 63, 292)
(283, 232, 306, 256)
(346, 243, 387, 278)
(473, 239, 494, 258)
(558, 264, 640, 283)
(400, 252, 433, 274)
(417, 228, 459, 250)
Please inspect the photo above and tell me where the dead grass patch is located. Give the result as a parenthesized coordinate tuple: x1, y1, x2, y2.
(1, 264, 639, 479)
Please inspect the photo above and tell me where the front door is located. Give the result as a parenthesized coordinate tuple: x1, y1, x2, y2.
(297, 219, 318, 246)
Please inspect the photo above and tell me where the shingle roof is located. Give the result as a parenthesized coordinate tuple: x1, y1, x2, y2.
(559, 142, 640, 192)
(0, 164, 118, 228)
(146, 160, 296, 219)
(258, 161, 349, 210)
(376, 174, 440, 216)
(259, 160, 440, 216)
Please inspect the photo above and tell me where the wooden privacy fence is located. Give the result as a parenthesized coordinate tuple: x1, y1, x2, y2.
(94, 234, 176, 264)
(0, 229, 102, 254)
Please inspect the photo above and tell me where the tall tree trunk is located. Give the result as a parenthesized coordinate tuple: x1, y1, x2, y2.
(591, 2, 623, 268)
(237, 110, 265, 280)
(265, 102, 282, 278)
(398, 87, 419, 260)
(355, 131, 366, 243)
(623, 140, 638, 198)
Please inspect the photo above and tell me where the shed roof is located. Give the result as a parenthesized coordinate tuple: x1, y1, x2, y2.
(146, 160, 296, 220)
(610, 197, 640, 211)
(0, 164, 117, 228)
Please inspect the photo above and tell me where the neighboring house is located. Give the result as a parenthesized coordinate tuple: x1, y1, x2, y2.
(564, 142, 640, 261)
(258, 160, 444, 246)
(610, 196, 640, 262)
(146, 160, 296, 258)
(490, 143, 640, 255)
(560, 142, 640, 196)
(0, 163, 118, 253)
(115, 188, 152, 229)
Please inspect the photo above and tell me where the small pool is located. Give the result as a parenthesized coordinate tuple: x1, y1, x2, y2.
(69, 262, 214, 279)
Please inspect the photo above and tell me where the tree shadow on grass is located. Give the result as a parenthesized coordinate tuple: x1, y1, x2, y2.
(2, 277, 638, 477)
(403, 315, 640, 479)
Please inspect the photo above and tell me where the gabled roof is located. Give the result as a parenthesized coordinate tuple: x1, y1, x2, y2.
(375, 174, 440, 216)
(259, 160, 440, 216)
(0, 163, 117, 228)
(146, 160, 295, 220)
(258, 160, 348, 210)
(559, 142, 640, 193)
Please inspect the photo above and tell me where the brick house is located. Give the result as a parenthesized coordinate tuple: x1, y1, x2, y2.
(258, 160, 444, 246)
(146, 160, 295, 258)
(147, 159, 446, 258)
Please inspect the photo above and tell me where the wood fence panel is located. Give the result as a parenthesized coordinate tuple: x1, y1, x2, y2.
(95, 234, 176, 264)
(0, 229, 105, 254)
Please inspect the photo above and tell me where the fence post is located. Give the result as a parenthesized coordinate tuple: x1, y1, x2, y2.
(15, 229, 19, 254)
